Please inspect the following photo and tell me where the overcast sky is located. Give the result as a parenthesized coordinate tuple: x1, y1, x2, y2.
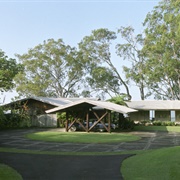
(0, 0, 160, 103)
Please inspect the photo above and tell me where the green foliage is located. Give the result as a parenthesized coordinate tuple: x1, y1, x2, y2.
(57, 112, 66, 127)
(0, 107, 31, 129)
(107, 95, 127, 105)
(152, 120, 162, 126)
(79, 28, 131, 100)
(15, 39, 84, 97)
(153, 120, 175, 126)
(0, 107, 7, 128)
(116, 26, 147, 100)
(162, 121, 175, 126)
(0, 49, 22, 92)
(135, 120, 152, 126)
(143, 0, 180, 99)
(118, 118, 135, 130)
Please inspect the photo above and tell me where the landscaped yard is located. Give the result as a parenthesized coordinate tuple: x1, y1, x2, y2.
(1, 127, 180, 179)
(0, 163, 22, 180)
(134, 125, 180, 132)
(120, 126, 180, 179)
(25, 131, 140, 143)
(122, 146, 180, 180)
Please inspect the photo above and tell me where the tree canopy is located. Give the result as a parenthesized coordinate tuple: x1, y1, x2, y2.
(143, 0, 180, 99)
(0, 49, 21, 92)
(116, 26, 147, 100)
(7, 0, 180, 100)
(79, 28, 132, 100)
(15, 39, 85, 97)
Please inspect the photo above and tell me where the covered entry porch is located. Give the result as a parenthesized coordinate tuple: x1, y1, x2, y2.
(46, 99, 137, 133)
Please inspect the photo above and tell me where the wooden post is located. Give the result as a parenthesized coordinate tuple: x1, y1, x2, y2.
(66, 112, 69, 132)
(108, 110, 111, 133)
(86, 110, 89, 132)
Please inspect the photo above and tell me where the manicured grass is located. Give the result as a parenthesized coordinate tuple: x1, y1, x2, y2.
(0, 163, 22, 180)
(134, 125, 180, 132)
(25, 131, 140, 143)
(121, 146, 180, 180)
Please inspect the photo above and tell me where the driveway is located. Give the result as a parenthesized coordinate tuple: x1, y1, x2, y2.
(0, 128, 180, 180)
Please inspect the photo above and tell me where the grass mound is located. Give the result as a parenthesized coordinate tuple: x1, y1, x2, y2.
(0, 164, 22, 180)
(26, 131, 140, 143)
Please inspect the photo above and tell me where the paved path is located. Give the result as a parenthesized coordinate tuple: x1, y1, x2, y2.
(0, 128, 180, 180)
(0, 129, 180, 152)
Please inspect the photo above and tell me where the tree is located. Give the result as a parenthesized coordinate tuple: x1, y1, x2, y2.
(143, 0, 180, 99)
(116, 26, 147, 100)
(107, 95, 127, 106)
(0, 49, 21, 92)
(15, 39, 84, 97)
(79, 28, 132, 100)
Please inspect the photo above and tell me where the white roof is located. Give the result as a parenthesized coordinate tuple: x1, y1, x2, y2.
(126, 100, 180, 110)
(2, 96, 97, 107)
(46, 98, 137, 114)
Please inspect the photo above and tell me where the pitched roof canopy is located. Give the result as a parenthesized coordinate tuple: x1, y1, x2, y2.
(46, 98, 137, 114)
(126, 100, 180, 110)
(2, 96, 97, 107)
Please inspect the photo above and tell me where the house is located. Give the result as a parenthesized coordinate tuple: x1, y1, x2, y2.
(1, 97, 137, 131)
(126, 100, 180, 122)
(3, 97, 180, 130)
(1, 97, 96, 127)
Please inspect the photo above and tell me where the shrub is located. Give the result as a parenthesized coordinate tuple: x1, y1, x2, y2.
(119, 118, 135, 130)
(0, 107, 7, 129)
(138, 120, 152, 126)
(0, 108, 31, 129)
(153, 120, 175, 126)
(162, 121, 175, 126)
(153, 120, 162, 126)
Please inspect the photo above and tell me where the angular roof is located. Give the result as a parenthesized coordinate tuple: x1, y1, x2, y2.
(126, 100, 180, 110)
(1, 96, 97, 107)
(46, 98, 137, 114)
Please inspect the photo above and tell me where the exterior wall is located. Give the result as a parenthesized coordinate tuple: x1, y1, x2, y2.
(23, 99, 57, 127)
(32, 114, 57, 127)
(27, 100, 56, 115)
(155, 111, 170, 121)
(130, 110, 180, 122)
(129, 111, 149, 121)
(176, 111, 180, 121)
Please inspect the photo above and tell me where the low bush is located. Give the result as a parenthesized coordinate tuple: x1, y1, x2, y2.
(162, 121, 175, 126)
(0, 108, 31, 129)
(137, 120, 152, 126)
(153, 120, 162, 126)
(119, 118, 135, 130)
(153, 120, 175, 126)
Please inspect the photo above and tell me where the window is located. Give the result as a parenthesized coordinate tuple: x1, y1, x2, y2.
(170, 111, 175, 122)
(149, 110, 155, 120)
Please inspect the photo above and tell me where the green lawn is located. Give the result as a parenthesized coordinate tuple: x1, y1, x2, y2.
(25, 131, 140, 143)
(3, 128, 180, 179)
(121, 146, 180, 180)
(0, 164, 22, 180)
(134, 125, 180, 132)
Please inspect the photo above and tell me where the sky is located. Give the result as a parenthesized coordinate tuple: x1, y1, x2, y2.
(0, 0, 160, 104)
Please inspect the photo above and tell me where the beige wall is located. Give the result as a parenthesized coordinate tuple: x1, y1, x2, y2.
(176, 111, 180, 121)
(31, 114, 57, 127)
(130, 110, 180, 122)
(129, 111, 149, 121)
(155, 111, 170, 121)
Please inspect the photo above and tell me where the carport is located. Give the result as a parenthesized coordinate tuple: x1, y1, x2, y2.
(46, 99, 137, 133)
